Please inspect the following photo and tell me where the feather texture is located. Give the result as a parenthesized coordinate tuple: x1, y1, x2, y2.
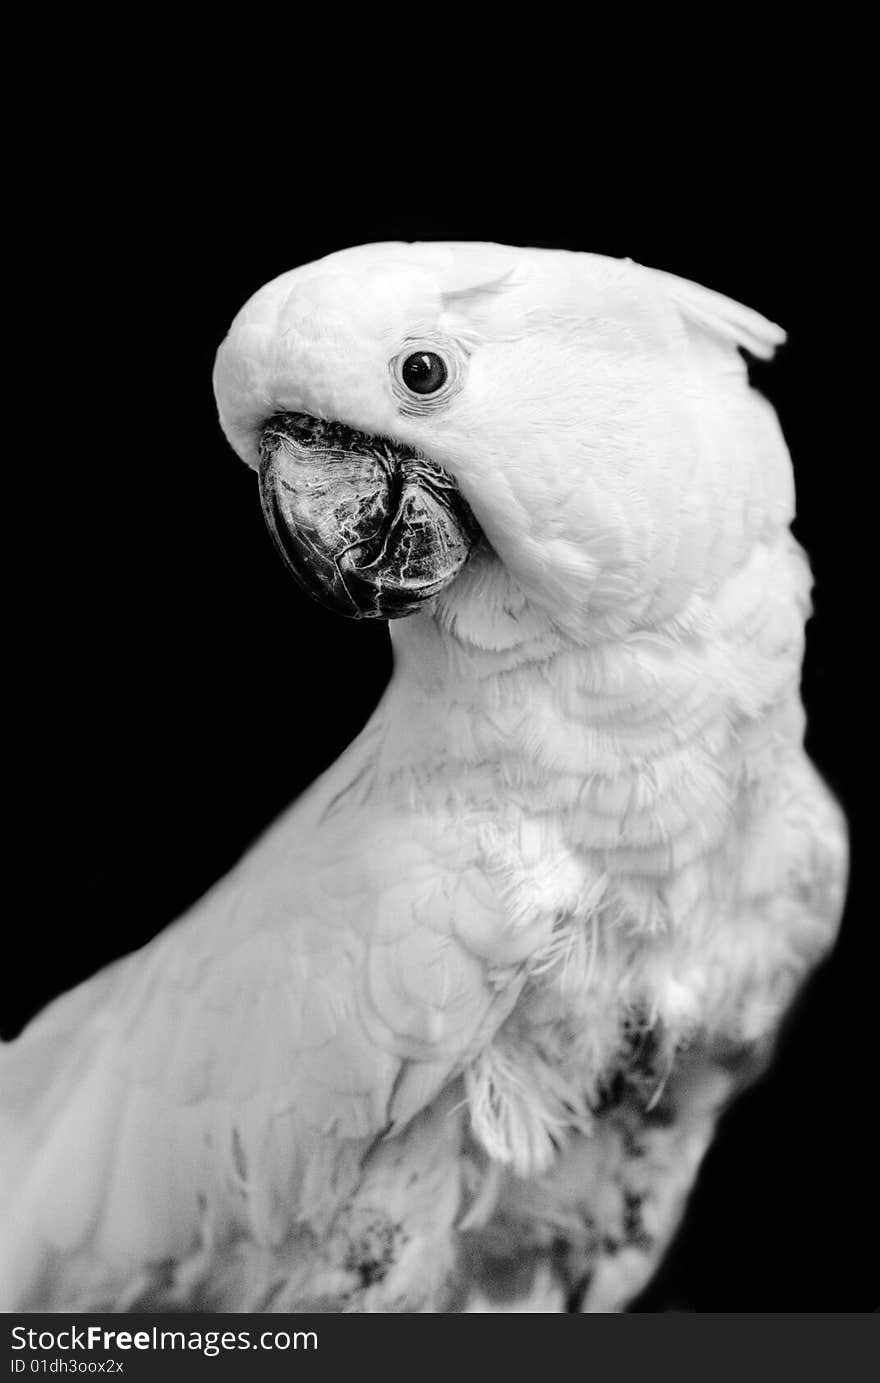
(1, 243, 846, 1311)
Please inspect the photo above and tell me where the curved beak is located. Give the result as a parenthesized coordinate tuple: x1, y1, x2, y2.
(258, 413, 479, 619)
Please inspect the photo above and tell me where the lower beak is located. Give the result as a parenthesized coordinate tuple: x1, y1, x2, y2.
(258, 413, 479, 619)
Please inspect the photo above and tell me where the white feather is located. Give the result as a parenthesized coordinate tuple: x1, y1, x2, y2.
(2, 242, 846, 1312)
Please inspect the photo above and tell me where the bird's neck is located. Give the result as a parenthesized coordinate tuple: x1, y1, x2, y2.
(378, 536, 810, 874)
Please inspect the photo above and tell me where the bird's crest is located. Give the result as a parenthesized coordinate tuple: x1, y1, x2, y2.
(646, 265, 786, 359)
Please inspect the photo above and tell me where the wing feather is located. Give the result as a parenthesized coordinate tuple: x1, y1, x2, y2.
(0, 801, 508, 1307)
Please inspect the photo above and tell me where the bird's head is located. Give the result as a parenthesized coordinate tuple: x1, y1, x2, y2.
(213, 241, 792, 644)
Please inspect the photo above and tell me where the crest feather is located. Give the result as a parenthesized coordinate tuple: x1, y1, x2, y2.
(643, 265, 786, 359)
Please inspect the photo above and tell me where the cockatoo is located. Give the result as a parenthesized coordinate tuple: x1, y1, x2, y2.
(1, 242, 847, 1314)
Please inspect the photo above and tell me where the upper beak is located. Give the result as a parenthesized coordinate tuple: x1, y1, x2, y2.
(258, 413, 479, 619)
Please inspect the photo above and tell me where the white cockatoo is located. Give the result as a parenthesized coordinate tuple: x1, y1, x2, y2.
(1, 242, 847, 1313)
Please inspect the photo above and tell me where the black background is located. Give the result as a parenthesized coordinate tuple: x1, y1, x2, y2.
(6, 55, 874, 1311)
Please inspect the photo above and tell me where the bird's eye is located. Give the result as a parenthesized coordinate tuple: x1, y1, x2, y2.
(390, 342, 462, 412)
(400, 351, 449, 396)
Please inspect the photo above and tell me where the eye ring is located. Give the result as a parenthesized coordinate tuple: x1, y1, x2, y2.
(390, 341, 462, 412)
(400, 350, 448, 395)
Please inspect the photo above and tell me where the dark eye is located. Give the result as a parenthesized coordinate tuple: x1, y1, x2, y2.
(400, 351, 448, 395)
